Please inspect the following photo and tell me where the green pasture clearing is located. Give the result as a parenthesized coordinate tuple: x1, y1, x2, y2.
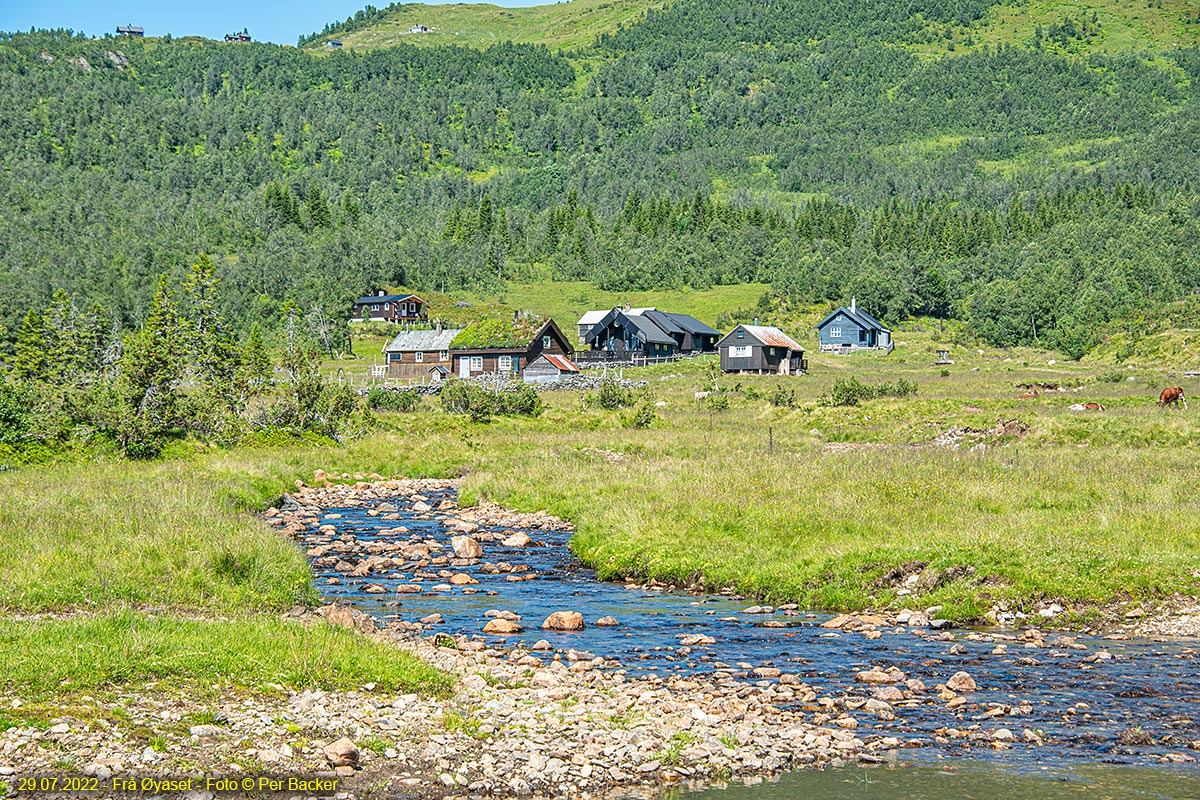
(306, 0, 661, 53)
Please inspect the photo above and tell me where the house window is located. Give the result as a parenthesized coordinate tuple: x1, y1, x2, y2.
(768, 347, 775, 355)
(729, 346, 752, 358)
(439, 350, 449, 362)
(542, 335, 551, 349)
(736, 330, 744, 339)
(499, 355, 512, 371)
(415, 351, 424, 363)
(830, 327, 842, 338)
(470, 356, 482, 370)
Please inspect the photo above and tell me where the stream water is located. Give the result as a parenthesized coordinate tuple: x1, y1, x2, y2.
(306, 487, 1200, 792)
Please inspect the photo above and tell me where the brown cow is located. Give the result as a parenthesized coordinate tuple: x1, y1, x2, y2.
(1158, 386, 1188, 410)
(1069, 402, 1105, 411)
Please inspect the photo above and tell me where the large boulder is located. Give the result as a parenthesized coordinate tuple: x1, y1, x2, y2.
(323, 737, 359, 768)
(451, 536, 483, 559)
(542, 611, 585, 631)
(946, 671, 977, 692)
(483, 619, 524, 634)
(502, 532, 533, 548)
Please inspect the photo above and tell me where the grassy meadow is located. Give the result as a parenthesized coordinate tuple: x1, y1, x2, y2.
(305, 0, 661, 52)
(3, 309, 1200, 709)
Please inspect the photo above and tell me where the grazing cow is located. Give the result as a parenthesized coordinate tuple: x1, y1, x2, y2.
(1016, 388, 1040, 399)
(1069, 402, 1105, 411)
(1158, 386, 1188, 410)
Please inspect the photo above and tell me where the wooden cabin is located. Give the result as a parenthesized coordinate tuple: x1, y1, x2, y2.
(352, 291, 427, 324)
(382, 326, 461, 379)
(815, 299, 891, 353)
(116, 25, 144, 37)
(718, 325, 807, 375)
(523, 354, 580, 385)
(583, 310, 677, 359)
(451, 318, 573, 380)
(639, 310, 721, 353)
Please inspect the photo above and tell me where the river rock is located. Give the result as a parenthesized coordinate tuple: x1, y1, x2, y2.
(449, 573, 478, 585)
(946, 671, 977, 692)
(483, 619, 524, 634)
(419, 614, 444, 625)
(502, 532, 533, 547)
(395, 584, 423, 594)
(323, 737, 359, 768)
(451, 536, 483, 559)
(412, 501, 433, 513)
(595, 616, 620, 627)
(542, 611, 585, 631)
(856, 667, 905, 684)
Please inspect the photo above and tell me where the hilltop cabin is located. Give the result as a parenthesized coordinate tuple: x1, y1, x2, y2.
(815, 298, 892, 353)
(582, 307, 720, 360)
(451, 318, 573, 380)
(407, 25, 429, 34)
(718, 325, 807, 375)
(382, 325, 460, 380)
(224, 31, 252, 43)
(352, 291, 427, 324)
(523, 354, 580, 385)
(116, 25, 144, 37)
(325, 39, 343, 48)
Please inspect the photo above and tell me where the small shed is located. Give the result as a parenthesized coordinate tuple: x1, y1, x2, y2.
(717, 325, 806, 375)
(815, 298, 891, 353)
(523, 354, 580, 385)
(576, 310, 608, 343)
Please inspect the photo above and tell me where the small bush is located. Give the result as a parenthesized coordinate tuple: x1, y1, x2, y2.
(1099, 370, 1124, 383)
(0, 382, 31, 444)
(829, 377, 918, 406)
(440, 379, 542, 421)
(596, 378, 633, 410)
(708, 394, 730, 411)
(623, 401, 657, 429)
(768, 385, 796, 408)
(367, 387, 421, 412)
(940, 368, 951, 378)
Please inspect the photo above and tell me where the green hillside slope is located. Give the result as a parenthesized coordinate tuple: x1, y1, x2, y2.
(302, 0, 660, 51)
(308, 0, 1200, 54)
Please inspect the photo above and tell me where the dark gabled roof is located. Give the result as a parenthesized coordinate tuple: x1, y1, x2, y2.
(584, 309, 675, 346)
(814, 306, 891, 333)
(640, 310, 687, 337)
(664, 312, 720, 337)
(354, 293, 421, 305)
(625, 314, 676, 345)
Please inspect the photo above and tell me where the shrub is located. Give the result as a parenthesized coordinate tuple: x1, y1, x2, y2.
(440, 379, 542, 421)
(1100, 370, 1124, 383)
(596, 378, 632, 410)
(623, 401, 657, 429)
(708, 394, 730, 411)
(368, 387, 421, 412)
(828, 377, 918, 406)
(0, 382, 31, 444)
(768, 385, 796, 408)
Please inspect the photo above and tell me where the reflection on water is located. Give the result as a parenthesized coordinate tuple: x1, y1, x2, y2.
(680, 763, 1199, 800)
(311, 489, 1200, 769)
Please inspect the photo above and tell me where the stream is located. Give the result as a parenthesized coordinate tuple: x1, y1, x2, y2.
(302, 487, 1200, 795)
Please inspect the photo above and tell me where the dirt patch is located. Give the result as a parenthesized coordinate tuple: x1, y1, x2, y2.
(930, 418, 1030, 449)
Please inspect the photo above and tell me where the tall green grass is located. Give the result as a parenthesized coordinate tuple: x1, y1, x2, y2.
(0, 611, 452, 698)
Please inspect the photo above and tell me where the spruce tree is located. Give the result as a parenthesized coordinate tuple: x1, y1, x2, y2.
(12, 309, 50, 382)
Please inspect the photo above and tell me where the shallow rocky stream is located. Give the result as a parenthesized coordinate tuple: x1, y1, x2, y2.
(283, 480, 1199, 797)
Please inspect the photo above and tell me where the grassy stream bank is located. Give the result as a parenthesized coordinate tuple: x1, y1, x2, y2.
(2, 333, 1199, 713)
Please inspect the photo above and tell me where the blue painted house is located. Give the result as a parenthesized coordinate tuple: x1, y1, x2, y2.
(815, 299, 892, 353)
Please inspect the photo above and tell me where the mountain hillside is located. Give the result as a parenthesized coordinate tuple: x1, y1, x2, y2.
(2, 0, 1200, 361)
(302, 0, 1200, 54)
(300, 0, 661, 51)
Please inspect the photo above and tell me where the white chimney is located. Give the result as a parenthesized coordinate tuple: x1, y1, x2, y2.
(851, 296, 856, 313)
(378, 289, 385, 297)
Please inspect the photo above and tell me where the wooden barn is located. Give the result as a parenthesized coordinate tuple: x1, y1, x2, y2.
(451, 318, 573, 380)
(382, 326, 461, 379)
(718, 325, 807, 375)
(523, 354, 580, 385)
(815, 298, 891, 353)
(352, 291, 427, 324)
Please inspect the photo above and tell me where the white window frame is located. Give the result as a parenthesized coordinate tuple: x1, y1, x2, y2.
(729, 345, 752, 358)
(415, 351, 424, 363)
(830, 326, 842, 338)
(439, 350, 449, 362)
(499, 355, 513, 371)
(542, 335, 552, 348)
(470, 356, 483, 370)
